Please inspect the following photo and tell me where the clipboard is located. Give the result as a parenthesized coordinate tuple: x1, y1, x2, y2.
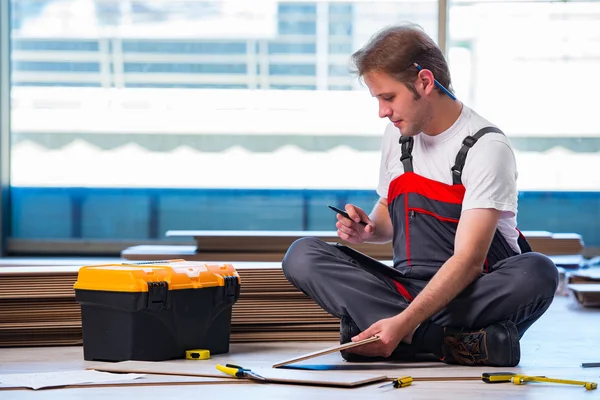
(328, 242, 405, 280)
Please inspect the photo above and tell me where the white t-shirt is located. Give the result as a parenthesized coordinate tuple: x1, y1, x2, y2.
(377, 104, 521, 254)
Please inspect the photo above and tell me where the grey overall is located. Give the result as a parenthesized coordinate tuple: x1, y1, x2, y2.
(282, 127, 559, 349)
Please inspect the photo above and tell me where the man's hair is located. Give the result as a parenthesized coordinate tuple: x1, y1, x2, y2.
(349, 23, 452, 99)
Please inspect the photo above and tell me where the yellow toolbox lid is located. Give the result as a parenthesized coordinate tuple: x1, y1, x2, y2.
(74, 260, 240, 292)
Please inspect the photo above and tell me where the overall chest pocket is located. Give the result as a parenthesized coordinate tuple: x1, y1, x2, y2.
(407, 207, 458, 265)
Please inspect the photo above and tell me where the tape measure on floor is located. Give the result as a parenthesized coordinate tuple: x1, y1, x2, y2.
(185, 349, 210, 360)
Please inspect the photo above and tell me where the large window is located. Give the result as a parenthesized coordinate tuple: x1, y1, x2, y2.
(7, 0, 438, 247)
(3, 0, 600, 253)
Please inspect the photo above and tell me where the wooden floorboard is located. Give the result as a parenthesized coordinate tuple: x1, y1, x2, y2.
(0, 295, 598, 399)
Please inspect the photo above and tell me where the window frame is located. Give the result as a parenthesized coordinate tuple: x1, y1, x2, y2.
(0, 0, 11, 257)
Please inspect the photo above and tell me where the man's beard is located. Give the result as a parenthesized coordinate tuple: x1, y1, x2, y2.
(402, 99, 432, 137)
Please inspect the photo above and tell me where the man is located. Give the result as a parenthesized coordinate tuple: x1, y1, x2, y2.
(281, 24, 558, 367)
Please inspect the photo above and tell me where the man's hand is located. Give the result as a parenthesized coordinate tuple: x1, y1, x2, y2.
(344, 315, 413, 358)
(336, 204, 376, 244)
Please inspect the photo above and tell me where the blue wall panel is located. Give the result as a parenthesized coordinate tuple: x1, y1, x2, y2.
(9, 187, 600, 247)
(517, 192, 600, 245)
(10, 188, 71, 238)
(80, 192, 149, 239)
(307, 192, 346, 231)
(159, 189, 306, 232)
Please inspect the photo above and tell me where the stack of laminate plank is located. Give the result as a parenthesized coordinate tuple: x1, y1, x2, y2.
(121, 230, 585, 262)
(567, 268, 600, 307)
(0, 261, 340, 348)
(229, 264, 339, 342)
(521, 231, 585, 256)
(0, 266, 83, 347)
(122, 230, 395, 262)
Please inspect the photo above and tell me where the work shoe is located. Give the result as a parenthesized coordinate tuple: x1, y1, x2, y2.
(340, 315, 381, 362)
(441, 320, 520, 367)
(339, 316, 417, 362)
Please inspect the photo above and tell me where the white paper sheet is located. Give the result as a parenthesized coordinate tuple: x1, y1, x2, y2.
(0, 370, 145, 390)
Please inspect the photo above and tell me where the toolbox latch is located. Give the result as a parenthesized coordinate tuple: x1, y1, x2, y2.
(223, 276, 240, 303)
(147, 281, 168, 310)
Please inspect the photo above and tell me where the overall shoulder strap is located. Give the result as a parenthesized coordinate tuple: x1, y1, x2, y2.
(399, 136, 414, 173)
(451, 126, 504, 185)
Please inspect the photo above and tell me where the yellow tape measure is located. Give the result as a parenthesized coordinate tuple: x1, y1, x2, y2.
(185, 349, 210, 360)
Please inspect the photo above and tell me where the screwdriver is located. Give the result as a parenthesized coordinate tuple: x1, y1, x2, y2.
(379, 376, 413, 389)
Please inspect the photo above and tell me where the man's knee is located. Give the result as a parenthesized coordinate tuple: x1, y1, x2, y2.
(281, 237, 326, 285)
(514, 252, 559, 297)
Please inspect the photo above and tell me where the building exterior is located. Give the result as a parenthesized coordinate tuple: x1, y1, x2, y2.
(10, 0, 436, 90)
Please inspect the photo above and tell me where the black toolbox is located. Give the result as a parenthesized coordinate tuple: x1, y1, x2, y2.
(74, 260, 240, 362)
